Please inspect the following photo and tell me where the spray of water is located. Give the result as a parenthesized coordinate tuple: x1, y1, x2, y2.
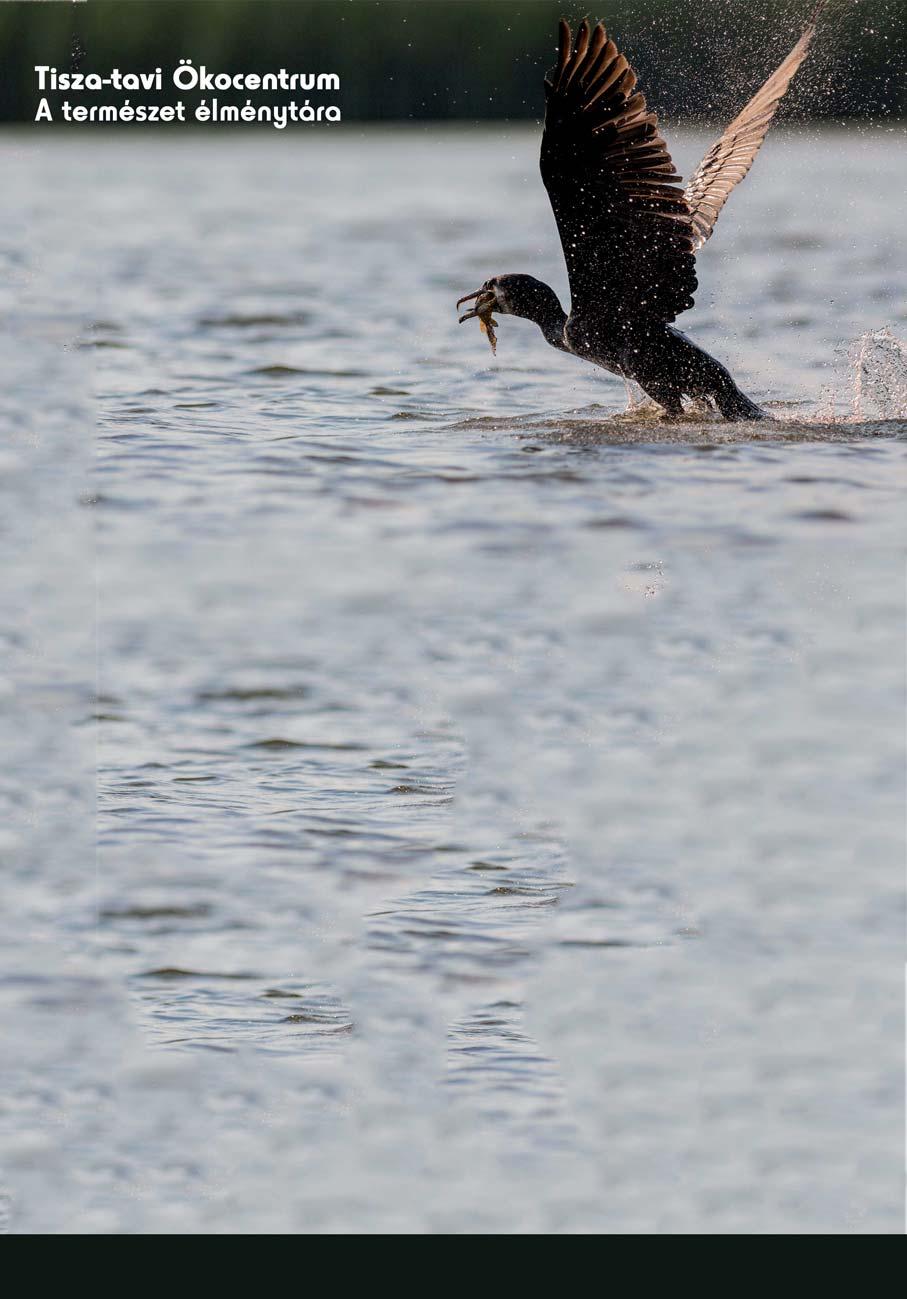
(849, 327, 907, 421)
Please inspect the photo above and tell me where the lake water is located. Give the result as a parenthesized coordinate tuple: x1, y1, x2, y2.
(1, 125, 904, 1233)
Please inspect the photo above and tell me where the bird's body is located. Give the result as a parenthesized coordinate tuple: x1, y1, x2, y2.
(564, 310, 765, 420)
(458, 7, 827, 420)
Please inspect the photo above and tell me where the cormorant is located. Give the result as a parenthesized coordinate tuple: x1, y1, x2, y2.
(457, 6, 827, 420)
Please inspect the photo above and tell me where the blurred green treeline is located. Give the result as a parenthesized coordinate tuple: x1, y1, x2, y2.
(0, 0, 903, 124)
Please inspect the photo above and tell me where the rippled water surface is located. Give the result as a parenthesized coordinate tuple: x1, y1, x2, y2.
(1, 127, 905, 1232)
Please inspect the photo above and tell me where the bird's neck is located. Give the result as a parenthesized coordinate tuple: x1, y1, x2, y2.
(520, 294, 569, 351)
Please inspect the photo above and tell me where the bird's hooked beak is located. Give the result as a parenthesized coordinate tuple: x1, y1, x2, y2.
(457, 286, 499, 354)
(456, 287, 496, 323)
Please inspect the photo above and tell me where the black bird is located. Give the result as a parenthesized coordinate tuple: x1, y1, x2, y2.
(457, 6, 826, 420)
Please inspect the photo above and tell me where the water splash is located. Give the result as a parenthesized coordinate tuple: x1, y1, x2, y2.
(621, 377, 649, 415)
(850, 328, 907, 420)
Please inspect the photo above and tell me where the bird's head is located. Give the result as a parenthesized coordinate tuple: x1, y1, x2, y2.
(457, 275, 565, 353)
(457, 274, 552, 321)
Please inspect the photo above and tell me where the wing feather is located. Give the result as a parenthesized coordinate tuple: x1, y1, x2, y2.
(685, 2, 827, 249)
(540, 20, 697, 326)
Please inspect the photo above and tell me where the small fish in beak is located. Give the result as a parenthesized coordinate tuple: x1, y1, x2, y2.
(456, 287, 499, 355)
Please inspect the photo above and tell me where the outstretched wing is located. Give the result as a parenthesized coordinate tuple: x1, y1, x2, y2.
(685, 2, 827, 249)
(540, 19, 697, 326)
